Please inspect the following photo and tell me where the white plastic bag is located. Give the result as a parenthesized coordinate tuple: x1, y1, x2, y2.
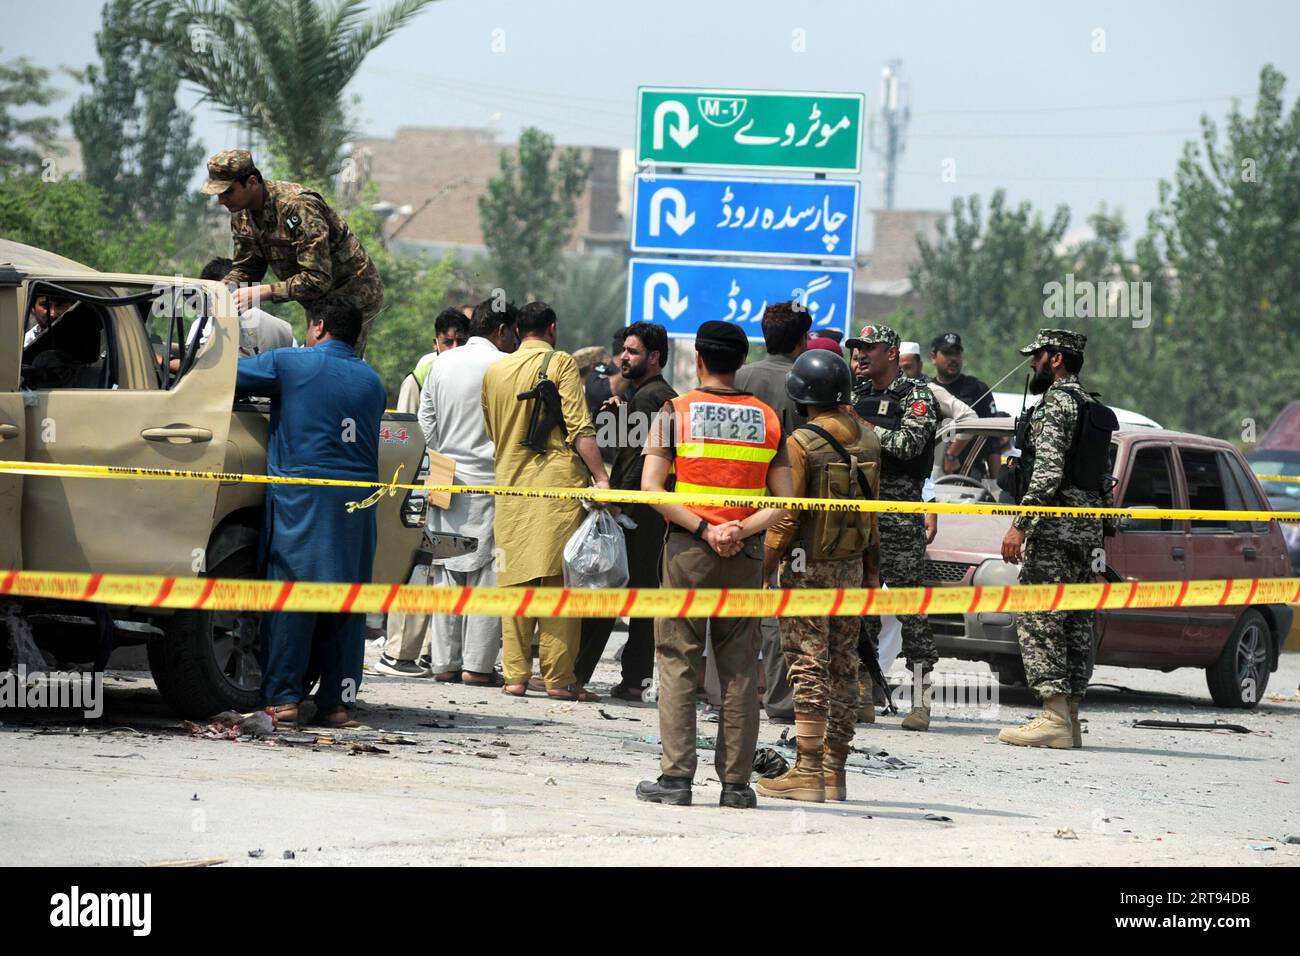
(876, 584, 903, 673)
(562, 508, 629, 589)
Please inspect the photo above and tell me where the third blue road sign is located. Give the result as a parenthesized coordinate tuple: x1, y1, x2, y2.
(626, 258, 853, 342)
(631, 173, 858, 261)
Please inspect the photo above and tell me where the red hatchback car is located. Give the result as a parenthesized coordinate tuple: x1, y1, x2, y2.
(924, 421, 1295, 708)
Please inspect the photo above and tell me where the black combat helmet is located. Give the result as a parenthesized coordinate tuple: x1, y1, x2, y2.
(786, 349, 852, 406)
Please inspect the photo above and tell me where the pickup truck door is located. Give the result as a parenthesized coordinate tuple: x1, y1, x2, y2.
(0, 283, 24, 569)
(1101, 442, 1192, 665)
(20, 275, 236, 575)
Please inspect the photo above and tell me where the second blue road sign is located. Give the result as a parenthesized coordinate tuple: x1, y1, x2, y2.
(631, 172, 859, 261)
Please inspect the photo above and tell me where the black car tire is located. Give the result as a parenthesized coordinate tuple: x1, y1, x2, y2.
(1205, 609, 1271, 709)
(148, 547, 263, 718)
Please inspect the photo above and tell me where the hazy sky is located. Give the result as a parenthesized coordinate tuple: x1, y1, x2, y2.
(10, 0, 1300, 248)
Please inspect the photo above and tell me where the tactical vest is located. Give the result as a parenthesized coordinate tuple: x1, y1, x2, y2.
(791, 421, 878, 561)
(670, 389, 782, 525)
(853, 378, 934, 480)
(1014, 384, 1117, 502)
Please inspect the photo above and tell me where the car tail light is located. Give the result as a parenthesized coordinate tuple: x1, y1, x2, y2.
(400, 451, 430, 528)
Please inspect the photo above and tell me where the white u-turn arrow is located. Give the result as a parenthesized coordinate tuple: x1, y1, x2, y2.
(648, 187, 695, 237)
(652, 100, 699, 150)
(644, 271, 689, 321)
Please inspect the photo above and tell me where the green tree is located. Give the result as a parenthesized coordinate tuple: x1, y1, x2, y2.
(478, 127, 590, 302)
(910, 189, 1071, 385)
(119, 0, 440, 183)
(0, 175, 190, 274)
(70, 0, 206, 223)
(335, 190, 456, 401)
(549, 255, 628, 353)
(1144, 64, 1300, 437)
(0, 53, 60, 175)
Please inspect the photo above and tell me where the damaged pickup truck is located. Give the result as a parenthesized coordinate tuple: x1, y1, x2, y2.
(0, 239, 469, 717)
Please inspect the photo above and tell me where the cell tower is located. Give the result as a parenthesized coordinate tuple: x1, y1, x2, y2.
(868, 60, 911, 209)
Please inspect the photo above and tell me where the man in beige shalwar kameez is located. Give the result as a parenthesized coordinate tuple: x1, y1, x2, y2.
(481, 302, 611, 700)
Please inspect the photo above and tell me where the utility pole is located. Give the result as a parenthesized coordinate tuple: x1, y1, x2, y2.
(868, 59, 910, 209)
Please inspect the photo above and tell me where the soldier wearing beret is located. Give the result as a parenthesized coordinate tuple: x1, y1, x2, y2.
(849, 323, 941, 730)
(999, 329, 1116, 749)
(200, 149, 385, 357)
(637, 321, 793, 809)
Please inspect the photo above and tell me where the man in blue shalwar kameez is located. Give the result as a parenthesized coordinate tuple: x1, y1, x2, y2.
(235, 300, 385, 725)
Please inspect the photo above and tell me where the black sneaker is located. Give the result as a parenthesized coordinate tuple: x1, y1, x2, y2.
(719, 782, 757, 809)
(373, 655, 432, 678)
(635, 775, 692, 806)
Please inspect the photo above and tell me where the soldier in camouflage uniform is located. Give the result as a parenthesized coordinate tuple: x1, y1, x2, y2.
(999, 329, 1114, 749)
(849, 324, 940, 731)
(757, 349, 880, 803)
(200, 149, 385, 356)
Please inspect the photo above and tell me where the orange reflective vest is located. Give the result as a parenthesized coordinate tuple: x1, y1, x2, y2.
(670, 389, 782, 525)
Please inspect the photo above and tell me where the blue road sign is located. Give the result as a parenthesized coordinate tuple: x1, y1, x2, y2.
(626, 258, 853, 342)
(631, 173, 859, 261)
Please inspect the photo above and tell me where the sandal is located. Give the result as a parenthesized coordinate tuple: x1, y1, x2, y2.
(434, 671, 462, 683)
(608, 683, 647, 702)
(527, 675, 547, 693)
(268, 703, 299, 725)
(547, 684, 602, 703)
(502, 683, 528, 697)
(463, 670, 505, 687)
(316, 707, 351, 727)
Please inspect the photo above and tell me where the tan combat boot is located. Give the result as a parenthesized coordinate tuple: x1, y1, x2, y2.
(823, 740, 850, 801)
(899, 671, 931, 732)
(757, 715, 826, 803)
(1068, 696, 1083, 749)
(856, 675, 876, 724)
(997, 695, 1073, 748)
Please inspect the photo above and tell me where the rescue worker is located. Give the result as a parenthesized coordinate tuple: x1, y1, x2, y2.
(999, 329, 1114, 748)
(637, 321, 793, 809)
(849, 324, 941, 731)
(200, 149, 385, 357)
(757, 349, 880, 803)
(234, 300, 385, 726)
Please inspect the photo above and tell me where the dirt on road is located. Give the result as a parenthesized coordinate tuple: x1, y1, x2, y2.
(2, 643, 1298, 867)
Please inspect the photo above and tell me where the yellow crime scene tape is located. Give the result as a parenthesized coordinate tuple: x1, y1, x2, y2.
(2, 460, 1299, 522)
(1255, 474, 1300, 483)
(3, 569, 1298, 618)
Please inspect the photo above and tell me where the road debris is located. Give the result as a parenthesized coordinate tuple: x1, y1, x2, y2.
(1055, 828, 1079, 840)
(181, 709, 277, 740)
(1132, 719, 1249, 733)
(348, 742, 389, 755)
(924, 813, 953, 822)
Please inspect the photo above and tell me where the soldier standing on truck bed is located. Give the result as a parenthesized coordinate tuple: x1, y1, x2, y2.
(200, 149, 386, 357)
(999, 329, 1117, 749)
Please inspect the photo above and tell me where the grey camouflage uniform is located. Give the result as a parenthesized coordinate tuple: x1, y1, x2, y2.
(1013, 364, 1111, 699)
(850, 329, 940, 674)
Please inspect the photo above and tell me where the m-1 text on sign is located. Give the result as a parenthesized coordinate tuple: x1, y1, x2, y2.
(631, 173, 859, 261)
(636, 87, 864, 174)
(626, 258, 853, 342)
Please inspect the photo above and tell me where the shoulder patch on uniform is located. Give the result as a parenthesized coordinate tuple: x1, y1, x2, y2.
(285, 212, 301, 232)
(910, 400, 929, 417)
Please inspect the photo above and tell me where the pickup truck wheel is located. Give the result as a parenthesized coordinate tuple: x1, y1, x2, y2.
(148, 548, 262, 718)
(1205, 609, 1270, 709)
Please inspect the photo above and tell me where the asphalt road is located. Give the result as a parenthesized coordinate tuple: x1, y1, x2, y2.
(2, 641, 1297, 867)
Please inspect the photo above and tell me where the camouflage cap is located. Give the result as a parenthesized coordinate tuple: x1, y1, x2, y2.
(200, 148, 256, 195)
(844, 323, 900, 350)
(1019, 328, 1087, 355)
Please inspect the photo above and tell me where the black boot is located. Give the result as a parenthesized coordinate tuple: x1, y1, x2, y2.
(635, 775, 692, 806)
(719, 781, 757, 809)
